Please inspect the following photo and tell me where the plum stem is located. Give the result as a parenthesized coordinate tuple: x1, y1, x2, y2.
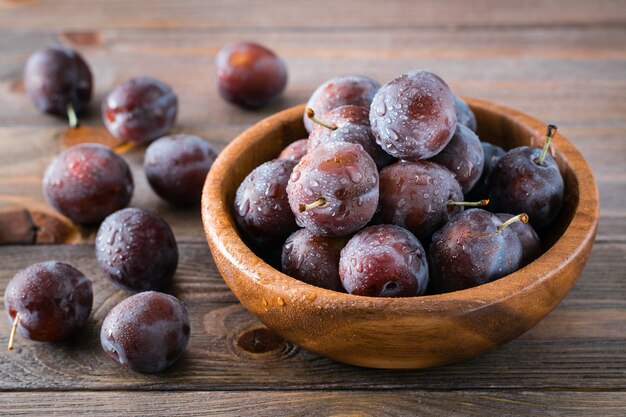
(7, 313, 20, 351)
(66, 102, 79, 129)
(298, 197, 327, 212)
(538, 124, 557, 166)
(447, 199, 489, 207)
(497, 213, 529, 231)
(306, 108, 337, 131)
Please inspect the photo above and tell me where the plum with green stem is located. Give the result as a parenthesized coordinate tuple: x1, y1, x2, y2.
(488, 125, 564, 228)
(24, 45, 93, 128)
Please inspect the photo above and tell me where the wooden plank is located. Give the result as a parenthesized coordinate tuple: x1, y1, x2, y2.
(598, 216, 626, 243)
(0, 241, 624, 390)
(1, 0, 625, 30)
(4, 26, 626, 58)
(2, 390, 626, 417)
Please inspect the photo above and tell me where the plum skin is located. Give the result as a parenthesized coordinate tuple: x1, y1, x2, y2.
(24, 45, 93, 118)
(304, 75, 381, 133)
(370, 70, 457, 161)
(496, 213, 541, 266)
(430, 123, 484, 194)
(281, 228, 347, 292)
(102, 77, 178, 144)
(96, 208, 178, 292)
(465, 142, 506, 200)
(234, 159, 299, 247)
(339, 224, 429, 297)
(377, 160, 464, 243)
(428, 209, 523, 294)
(488, 146, 564, 229)
(4, 261, 93, 342)
(144, 134, 218, 206)
(287, 141, 379, 237)
(215, 42, 287, 108)
(43, 143, 134, 225)
(100, 291, 190, 373)
(308, 105, 395, 170)
(454, 96, 477, 132)
(278, 139, 308, 162)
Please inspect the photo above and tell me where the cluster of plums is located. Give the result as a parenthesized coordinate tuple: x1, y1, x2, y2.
(6, 39, 287, 371)
(234, 71, 565, 297)
(24, 41, 287, 130)
(7, 39, 289, 370)
(5, 207, 189, 373)
(4, 41, 260, 372)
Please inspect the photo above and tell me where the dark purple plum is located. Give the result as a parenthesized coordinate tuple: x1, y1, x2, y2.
(497, 213, 541, 266)
(24, 45, 92, 126)
(43, 143, 134, 224)
(278, 139, 308, 162)
(377, 160, 463, 242)
(339, 225, 428, 297)
(215, 42, 287, 108)
(287, 141, 379, 237)
(428, 209, 524, 294)
(307, 105, 395, 170)
(96, 208, 178, 292)
(430, 123, 484, 194)
(100, 291, 190, 373)
(144, 134, 218, 206)
(304, 75, 380, 133)
(454, 96, 477, 132)
(281, 228, 347, 292)
(4, 261, 92, 347)
(102, 77, 177, 144)
(370, 70, 457, 161)
(488, 126, 564, 229)
(465, 141, 506, 200)
(234, 159, 298, 247)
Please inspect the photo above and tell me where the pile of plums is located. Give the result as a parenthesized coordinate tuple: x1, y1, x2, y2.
(8, 39, 289, 372)
(234, 71, 564, 297)
(26, 45, 220, 212)
(5, 201, 190, 373)
(5, 42, 241, 373)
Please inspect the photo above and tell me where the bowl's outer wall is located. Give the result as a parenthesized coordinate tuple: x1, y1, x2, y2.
(202, 101, 599, 369)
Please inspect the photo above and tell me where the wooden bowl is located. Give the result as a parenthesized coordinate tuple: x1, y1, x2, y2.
(201, 99, 599, 369)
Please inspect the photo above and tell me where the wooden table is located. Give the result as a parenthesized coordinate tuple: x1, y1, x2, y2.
(1, 1, 625, 415)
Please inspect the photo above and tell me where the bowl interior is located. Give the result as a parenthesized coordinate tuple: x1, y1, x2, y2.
(223, 101, 579, 265)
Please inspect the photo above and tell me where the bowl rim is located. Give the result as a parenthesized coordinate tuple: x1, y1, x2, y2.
(202, 99, 600, 312)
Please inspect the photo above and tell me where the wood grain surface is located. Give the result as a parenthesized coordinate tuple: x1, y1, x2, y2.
(1, 391, 626, 417)
(1, 0, 625, 415)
